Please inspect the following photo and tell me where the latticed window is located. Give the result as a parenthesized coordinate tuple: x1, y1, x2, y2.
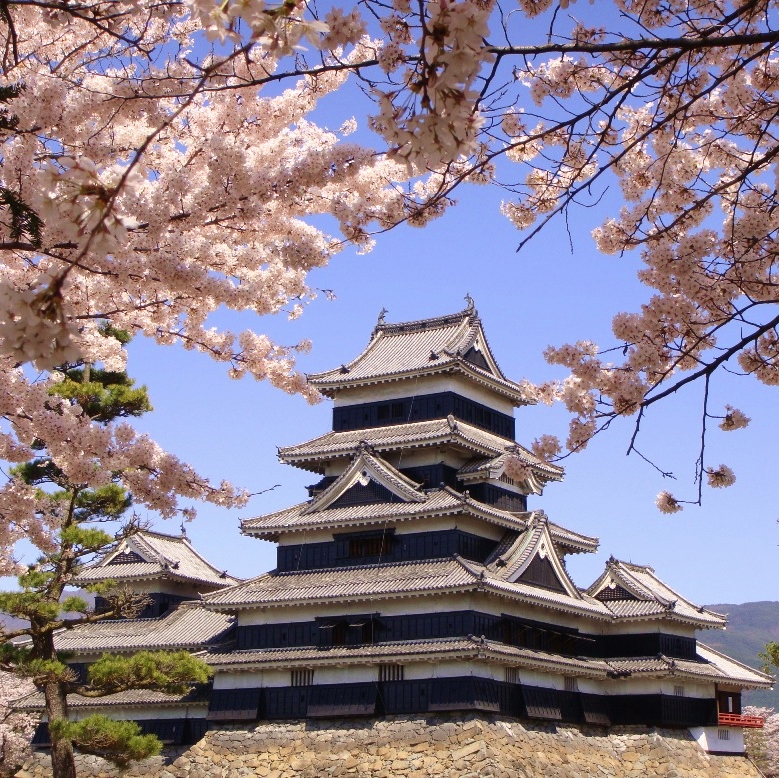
(504, 667, 519, 685)
(674, 685, 685, 697)
(349, 534, 388, 557)
(718, 729, 730, 741)
(291, 669, 314, 687)
(564, 676, 579, 693)
(595, 585, 636, 601)
(379, 664, 404, 682)
(108, 550, 144, 564)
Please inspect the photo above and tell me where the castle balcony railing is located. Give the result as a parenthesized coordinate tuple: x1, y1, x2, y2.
(718, 712, 765, 728)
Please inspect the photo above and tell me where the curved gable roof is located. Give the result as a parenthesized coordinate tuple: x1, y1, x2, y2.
(75, 530, 240, 589)
(307, 303, 534, 404)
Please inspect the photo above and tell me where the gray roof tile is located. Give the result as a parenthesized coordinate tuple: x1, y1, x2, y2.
(75, 530, 240, 589)
(52, 602, 235, 654)
(241, 487, 528, 537)
(588, 559, 726, 628)
(204, 556, 615, 620)
(278, 418, 519, 465)
(16, 686, 210, 712)
(307, 307, 531, 403)
(202, 636, 611, 677)
(204, 558, 477, 608)
(606, 648, 773, 688)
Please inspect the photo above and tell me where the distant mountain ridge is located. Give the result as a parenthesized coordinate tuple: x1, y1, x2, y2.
(700, 601, 779, 709)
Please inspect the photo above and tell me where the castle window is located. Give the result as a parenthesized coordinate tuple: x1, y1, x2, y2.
(379, 664, 404, 682)
(674, 685, 685, 697)
(391, 402, 404, 419)
(719, 729, 730, 741)
(564, 677, 579, 693)
(377, 404, 390, 421)
(291, 669, 314, 687)
(504, 667, 519, 685)
(349, 533, 390, 558)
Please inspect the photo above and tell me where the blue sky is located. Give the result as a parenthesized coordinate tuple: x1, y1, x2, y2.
(121, 167, 778, 609)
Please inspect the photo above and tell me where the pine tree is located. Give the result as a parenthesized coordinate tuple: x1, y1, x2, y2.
(0, 328, 211, 778)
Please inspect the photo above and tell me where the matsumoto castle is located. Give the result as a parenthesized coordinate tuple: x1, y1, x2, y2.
(19, 300, 773, 758)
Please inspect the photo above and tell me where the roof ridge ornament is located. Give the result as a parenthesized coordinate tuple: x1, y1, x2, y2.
(377, 307, 388, 325)
(464, 293, 475, 314)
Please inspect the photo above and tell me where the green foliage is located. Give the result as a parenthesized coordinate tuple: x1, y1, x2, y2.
(51, 367, 152, 422)
(0, 589, 60, 623)
(58, 526, 114, 554)
(0, 187, 42, 248)
(72, 486, 132, 524)
(0, 87, 42, 249)
(60, 596, 89, 614)
(19, 658, 71, 683)
(87, 651, 212, 695)
(0, 331, 190, 774)
(760, 642, 779, 674)
(0, 83, 22, 132)
(49, 715, 161, 765)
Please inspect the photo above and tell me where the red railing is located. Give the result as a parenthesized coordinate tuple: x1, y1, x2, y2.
(718, 713, 765, 728)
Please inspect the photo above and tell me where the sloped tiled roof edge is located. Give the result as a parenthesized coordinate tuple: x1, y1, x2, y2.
(202, 636, 611, 678)
(695, 643, 775, 688)
(277, 419, 559, 480)
(300, 447, 425, 516)
(306, 305, 534, 405)
(51, 602, 236, 655)
(15, 685, 211, 712)
(241, 486, 531, 537)
(587, 558, 727, 628)
(75, 529, 241, 588)
(202, 556, 615, 622)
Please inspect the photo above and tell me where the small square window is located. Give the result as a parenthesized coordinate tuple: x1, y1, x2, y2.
(379, 665, 404, 682)
(674, 685, 685, 697)
(718, 729, 730, 741)
(291, 669, 314, 687)
(505, 668, 519, 685)
(564, 677, 579, 693)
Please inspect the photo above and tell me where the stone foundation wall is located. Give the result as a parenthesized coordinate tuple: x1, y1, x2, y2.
(16, 715, 764, 778)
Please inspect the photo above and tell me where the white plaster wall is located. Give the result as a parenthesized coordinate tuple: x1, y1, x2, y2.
(518, 669, 562, 689)
(313, 666, 378, 685)
(214, 671, 268, 690)
(274, 514, 506, 547)
(603, 679, 714, 698)
(261, 670, 292, 687)
(235, 591, 609, 631)
(689, 726, 745, 754)
(68, 706, 208, 722)
(122, 580, 203, 598)
(595, 622, 697, 638)
(332, 376, 516, 416)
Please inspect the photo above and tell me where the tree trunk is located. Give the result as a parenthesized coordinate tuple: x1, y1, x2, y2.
(44, 679, 76, 778)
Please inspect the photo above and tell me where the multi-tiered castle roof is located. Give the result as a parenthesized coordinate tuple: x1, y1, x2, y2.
(20, 301, 772, 755)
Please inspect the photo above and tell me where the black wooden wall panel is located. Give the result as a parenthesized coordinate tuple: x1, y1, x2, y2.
(332, 392, 515, 439)
(277, 528, 499, 572)
(206, 688, 262, 721)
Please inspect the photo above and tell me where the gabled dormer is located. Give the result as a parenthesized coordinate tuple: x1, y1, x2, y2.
(490, 513, 582, 599)
(75, 530, 240, 618)
(308, 299, 535, 439)
(301, 444, 425, 514)
(588, 558, 727, 628)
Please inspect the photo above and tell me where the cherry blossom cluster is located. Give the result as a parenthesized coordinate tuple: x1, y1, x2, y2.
(744, 706, 779, 775)
(0, 0, 426, 561)
(370, 0, 494, 171)
(1, 0, 778, 522)
(0, 671, 34, 774)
